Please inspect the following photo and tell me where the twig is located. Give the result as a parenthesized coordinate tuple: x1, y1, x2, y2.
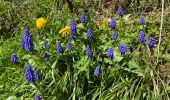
(157, 0, 164, 64)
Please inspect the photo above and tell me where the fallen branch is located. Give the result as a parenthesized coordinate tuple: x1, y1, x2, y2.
(157, 0, 164, 65)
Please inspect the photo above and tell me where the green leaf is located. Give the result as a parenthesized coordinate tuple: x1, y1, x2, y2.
(76, 23, 84, 29)
(72, 93, 76, 100)
(51, 59, 58, 69)
(128, 60, 139, 69)
(114, 56, 123, 62)
(78, 57, 90, 72)
(123, 68, 144, 77)
(92, 88, 99, 100)
(21, 54, 31, 59)
(28, 58, 36, 67)
(7, 96, 18, 100)
(104, 58, 113, 64)
(0, 47, 2, 56)
(114, 50, 123, 62)
(166, 86, 170, 93)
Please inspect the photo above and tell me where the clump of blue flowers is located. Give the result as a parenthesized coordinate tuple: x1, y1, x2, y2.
(80, 12, 86, 24)
(24, 64, 40, 83)
(43, 41, 48, 49)
(70, 19, 76, 34)
(148, 37, 155, 48)
(94, 66, 100, 77)
(139, 16, 145, 25)
(11, 53, 18, 64)
(24, 64, 34, 83)
(34, 94, 41, 100)
(112, 31, 117, 41)
(109, 19, 116, 29)
(33, 71, 40, 81)
(44, 53, 49, 62)
(118, 6, 123, 17)
(139, 30, 146, 44)
(67, 42, 72, 52)
(86, 29, 92, 41)
(119, 44, 129, 55)
(107, 47, 114, 59)
(56, 42, 64, 54)
(69, 32, 74, 39)
(20, 28, 34, 53)
(85, 45, 92, 57)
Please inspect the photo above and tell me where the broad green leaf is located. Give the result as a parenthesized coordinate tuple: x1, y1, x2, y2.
(104, 58, 113, 64)
(114, 56, 123, 62)
(128, 60, 139, 69)
(76, 23, 84, 29)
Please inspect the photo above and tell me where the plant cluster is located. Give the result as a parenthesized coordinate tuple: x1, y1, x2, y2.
(0, 3, 170, 100)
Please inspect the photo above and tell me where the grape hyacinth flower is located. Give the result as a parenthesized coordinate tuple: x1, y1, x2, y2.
(67, 42, 72, 52)
(69, 32, 74, 39)
(94, 66, 100, 77)
(44, 53, 49, 61)
(33, 71, 40, 81)
(56, 42, 63, 54)
(34, 94, 41, 100)
(85, 45, 92, 57)
(138, 30, 146, 44)
(43, 41, 47, 49)
(20, 28, 34, 53)
(24, 64, 34, 84)
(119, 44, 129, 55)
(11, 53, 18, 64)
(109, 19, 116, 29)
(107, 47, 114, 59)
(112, 31, 117, 41)
(118, 6, 123, 17)
(139, 16, 145, 25)
(20, 39, 24, 48)
(70, 19, 76, 34)
(80, 13, 86, 24)
(148, 37, 155, 48)
(86, 29, 92, 41)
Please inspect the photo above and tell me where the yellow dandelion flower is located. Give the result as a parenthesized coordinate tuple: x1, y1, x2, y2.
(59, 26, 70, 37)
(36, 17, 46, 29)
